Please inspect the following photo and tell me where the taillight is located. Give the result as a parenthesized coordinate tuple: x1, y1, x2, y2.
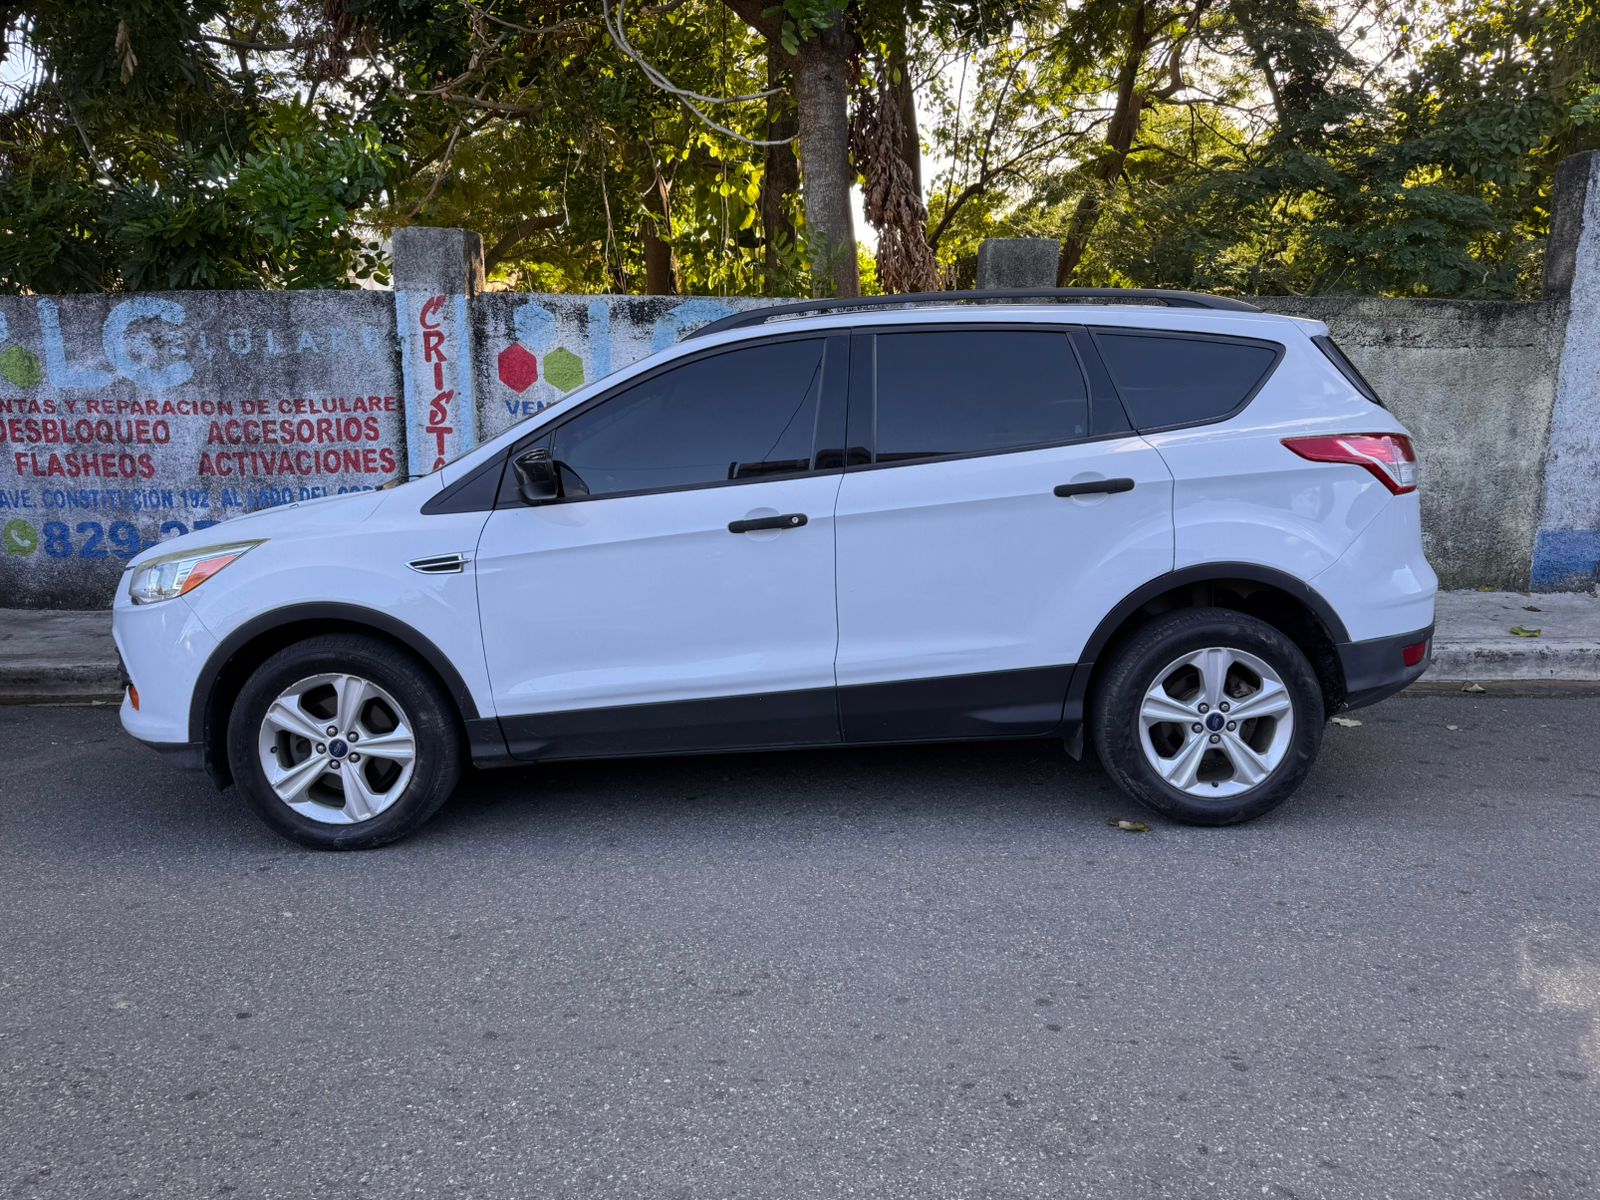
(1282, 433, 1417, 494)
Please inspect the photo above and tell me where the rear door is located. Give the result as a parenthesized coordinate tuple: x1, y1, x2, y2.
(474, 333, 849, 759)
(832, 323, 1174, 742)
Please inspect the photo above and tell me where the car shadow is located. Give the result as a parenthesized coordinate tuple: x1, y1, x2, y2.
(419, 737, 1130, 846)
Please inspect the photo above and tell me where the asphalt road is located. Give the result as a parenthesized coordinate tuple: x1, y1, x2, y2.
(3, 698, 1599, 1200)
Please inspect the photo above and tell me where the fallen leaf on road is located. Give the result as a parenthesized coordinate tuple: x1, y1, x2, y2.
(1331, 716, 1362, 727)
(1477, 585, 1495, 592)
(1509, 625, 1543, 637)
(1463, 682, 1487, 693)
(1109, 819, 1151, 833)
(1523, 605, 1543, 612)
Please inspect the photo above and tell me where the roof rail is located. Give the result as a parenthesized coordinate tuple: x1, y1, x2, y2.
(685, 287, 1261, 340)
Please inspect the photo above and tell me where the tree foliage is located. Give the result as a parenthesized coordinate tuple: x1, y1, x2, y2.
(0, 1, 397, 291)
(925, 0, 1599, 298)
(0, 0, 1592, 298)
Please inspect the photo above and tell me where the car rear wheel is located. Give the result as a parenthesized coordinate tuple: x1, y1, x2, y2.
(1091, 607, 1324, 825)
(226, 634, 462, 849)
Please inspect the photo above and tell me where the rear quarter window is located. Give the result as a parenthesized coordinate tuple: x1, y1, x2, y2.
(1092, 330, 1282, 431)
(1312, 334, 1385, 407)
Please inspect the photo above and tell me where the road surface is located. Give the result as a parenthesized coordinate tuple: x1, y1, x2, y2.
(2, 698, 1597, 1199)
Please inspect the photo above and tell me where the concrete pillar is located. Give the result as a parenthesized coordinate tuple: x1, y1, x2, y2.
(976, 238, 1059, 290)
(392, 227, 485, 476)
(1533, 152, 1600, 589)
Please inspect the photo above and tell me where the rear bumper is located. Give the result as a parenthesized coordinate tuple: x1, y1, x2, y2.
(1308, 493, 1437, 643)
(1337, 625, 1433, 710)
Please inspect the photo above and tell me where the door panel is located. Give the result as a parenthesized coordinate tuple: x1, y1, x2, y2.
(474, 333, 848, 759)
(477, 475, 843, 728)
(832, 324, 1174, 742)
(833, 437, 1174, 694)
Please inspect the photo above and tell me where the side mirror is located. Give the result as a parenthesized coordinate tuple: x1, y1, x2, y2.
(512, 447, 560, 504)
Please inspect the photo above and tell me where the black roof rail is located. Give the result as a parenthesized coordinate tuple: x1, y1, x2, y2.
(685, 287, 1261, 340)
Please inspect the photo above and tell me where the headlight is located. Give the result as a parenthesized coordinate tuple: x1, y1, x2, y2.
(128, 541, 262, 605)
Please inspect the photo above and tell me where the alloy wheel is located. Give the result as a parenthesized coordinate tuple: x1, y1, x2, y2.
(256, 673, 416, 825)
(1137, 646, 1295, 799)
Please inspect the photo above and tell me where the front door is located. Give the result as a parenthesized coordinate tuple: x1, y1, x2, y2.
(833, 325, 1174, 742)
(475, 333, 849, 759)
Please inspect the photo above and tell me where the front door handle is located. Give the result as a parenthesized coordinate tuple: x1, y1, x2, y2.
(1054, 478, 1135, 498)
(728, 513, 808, 534)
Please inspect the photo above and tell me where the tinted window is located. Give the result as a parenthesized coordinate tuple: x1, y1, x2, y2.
(550, 339, 825, 497)
(873, 330, 1088, 462)
(1095, 332, 1279, 430)
(1312, 334, 1385, 407)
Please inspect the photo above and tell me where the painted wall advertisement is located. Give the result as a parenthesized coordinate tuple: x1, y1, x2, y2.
(1, 289, 767, 608)
(0, 292, 405, 608)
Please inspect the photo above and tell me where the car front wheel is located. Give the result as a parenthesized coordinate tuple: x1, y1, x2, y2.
(1091, 607, 1325, 825)
(226, 634, 462, 849)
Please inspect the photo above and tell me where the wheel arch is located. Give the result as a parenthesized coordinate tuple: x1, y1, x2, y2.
(190, 603, 481, 787)
(1065, 563, 1350, 751)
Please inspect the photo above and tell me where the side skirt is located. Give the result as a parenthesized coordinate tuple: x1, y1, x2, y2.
(836, 664, 1075, 743)
(475, 665, 1079, 766)
(495, 687, 841, 762)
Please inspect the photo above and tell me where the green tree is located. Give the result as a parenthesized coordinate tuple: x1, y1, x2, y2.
(334, 0, 806, 295)
(921, 0, 1592, 299)
(0, 0, 397, 291)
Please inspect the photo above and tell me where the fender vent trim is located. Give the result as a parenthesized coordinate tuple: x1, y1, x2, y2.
(407, 553, 469, 575)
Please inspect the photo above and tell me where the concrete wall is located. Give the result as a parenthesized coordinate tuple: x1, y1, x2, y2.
(3, 153, 1599, 608)
(0, 279, 778, 608)
(468, 293, 769, 446)
(1532, 152, 1600, 590)
(1261, 298, 1562, 589)
(0, 291, 405, 609)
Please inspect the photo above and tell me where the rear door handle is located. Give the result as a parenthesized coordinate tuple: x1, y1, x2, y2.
(1054, 478, 1135, 498)
(728, 513, 808, 533)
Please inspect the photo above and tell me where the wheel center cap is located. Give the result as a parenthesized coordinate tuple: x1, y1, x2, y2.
(327, 738, 350, 759)
(1205, 713, 1226, 732)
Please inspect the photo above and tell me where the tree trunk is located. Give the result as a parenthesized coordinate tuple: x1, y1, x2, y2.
(761, 42, 800, 292)
(1057, 1, 1151, 286)
(641, 228, 677, 295)
(792, 23, 860, 297)
(484, 213, 563, 272)
(894, 72, 922, 197)
(888, 19, 922, 198)
(641, 168, 679, 295)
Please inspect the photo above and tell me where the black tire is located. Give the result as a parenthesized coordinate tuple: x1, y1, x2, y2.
(1090, 607, 1324, 826)
(226, 633, 463, 850)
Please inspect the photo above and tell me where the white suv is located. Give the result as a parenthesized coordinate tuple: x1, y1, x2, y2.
(113, 290, 1436, 849)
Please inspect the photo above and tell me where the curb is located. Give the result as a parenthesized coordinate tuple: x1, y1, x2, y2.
(1, 664, 124, 705)
(1428, 641, 1600, 684)
(5, 644, 1600, 708)
(3, 594, 1598, 707)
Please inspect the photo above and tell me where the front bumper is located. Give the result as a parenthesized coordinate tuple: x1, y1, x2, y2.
(127, 734, 208, 771)
(113, 589, 219, 749)
(1336, 624, 1433, 710)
